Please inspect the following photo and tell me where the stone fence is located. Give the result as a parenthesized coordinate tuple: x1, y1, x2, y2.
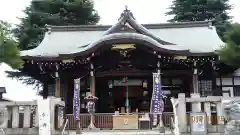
(0, 98, 64, 135)
(1, 95, 240, 135)
(173, 93, 240, 134)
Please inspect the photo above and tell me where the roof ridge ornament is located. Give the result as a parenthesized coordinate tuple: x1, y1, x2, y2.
(118, 5, 135, 20)
(125, 5, 128, 11)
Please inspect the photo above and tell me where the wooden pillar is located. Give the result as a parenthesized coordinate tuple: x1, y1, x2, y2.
(55, 64, 61, 98)
(177, 93, 187, 133)
(192, 61, 199, 93)
(55, 72, 61, 98)
(88, 62, 97, 129)
(90, 63, 95, 96)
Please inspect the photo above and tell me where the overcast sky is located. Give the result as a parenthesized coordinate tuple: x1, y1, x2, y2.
(0, 0, 239, 101)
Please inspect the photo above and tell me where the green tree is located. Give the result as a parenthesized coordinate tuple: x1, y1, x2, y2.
(218, 23, 240, 67)
(166, 0, 232, 38)
(14, 0, 100, 50)
(9, 0, 100, 94)
(0, 21, 23, 69)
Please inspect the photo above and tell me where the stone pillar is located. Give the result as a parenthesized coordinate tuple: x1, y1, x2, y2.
(38, 97, 64, 135)
(12, 106, 19, 128)
(216, 102, 224, 124)
(178, 93, 187, 133)
(38, 99, 51, 135)
(34, 106, 39, 127)
(191, 93, 201, 112)
(204, 102, 211, 125)
(50, 98, 64, 133)
(0, 105, 8, 128)
(216, 102, 225, 132)
(23, 106, 31, 128)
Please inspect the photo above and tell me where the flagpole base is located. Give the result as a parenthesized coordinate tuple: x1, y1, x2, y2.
(88, 114, 97, 130)
(158, 115, 165, 133)
(76, 120, 82, 134)
(76, 128, 82, 134)
(159, 126, 165, 133)
(88, 123, 96, 129)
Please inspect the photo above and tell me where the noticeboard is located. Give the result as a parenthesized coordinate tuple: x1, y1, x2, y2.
(190, 112, 207, 135)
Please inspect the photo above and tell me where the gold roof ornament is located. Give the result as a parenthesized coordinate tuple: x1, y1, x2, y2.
(111, 44, 136, 50)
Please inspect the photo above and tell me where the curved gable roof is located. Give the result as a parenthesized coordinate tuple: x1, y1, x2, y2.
(21, 9, 224, 59)
(103, 8, 174, 45)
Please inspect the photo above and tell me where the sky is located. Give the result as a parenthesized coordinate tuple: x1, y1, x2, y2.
(0, 0, 239, 101)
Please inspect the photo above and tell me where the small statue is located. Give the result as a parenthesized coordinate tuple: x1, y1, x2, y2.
(84, 94, 98, 129)
(222, 100, 240, 135)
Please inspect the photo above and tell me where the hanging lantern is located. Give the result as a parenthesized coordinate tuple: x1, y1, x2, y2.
(142, 80, 148, 88)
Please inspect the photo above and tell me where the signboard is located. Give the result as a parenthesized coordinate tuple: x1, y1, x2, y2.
(150, 73, 164, 126)
(38, 99, 51, 135)
(73, 78, 81, 120)
(190, 112, 207, 135)
(111, 44, 136, 50)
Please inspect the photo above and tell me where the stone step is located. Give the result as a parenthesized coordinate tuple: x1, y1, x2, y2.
(66, 130, 173, 135)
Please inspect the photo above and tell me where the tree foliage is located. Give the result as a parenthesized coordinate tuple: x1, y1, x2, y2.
(166, 0, 232, 38)
(218, 23, 240, 67)
(9, 0, 100, 94)
(0, 21, 23, 69)
(13, 0, 100, 50)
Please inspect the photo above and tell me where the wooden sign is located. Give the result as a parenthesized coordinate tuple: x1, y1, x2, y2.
(111, 44, 136, 50)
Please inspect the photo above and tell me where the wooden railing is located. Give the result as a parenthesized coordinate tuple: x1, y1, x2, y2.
(65, 112, 174, 130)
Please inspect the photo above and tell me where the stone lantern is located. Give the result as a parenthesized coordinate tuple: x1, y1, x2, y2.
(85, 94, 98, 129)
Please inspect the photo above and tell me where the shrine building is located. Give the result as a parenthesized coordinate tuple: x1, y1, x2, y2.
(20, 8, 236, 117)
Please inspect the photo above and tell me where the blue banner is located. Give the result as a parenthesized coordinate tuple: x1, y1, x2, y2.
(73, 78, 80, 120)
(150, 73, 164, 126)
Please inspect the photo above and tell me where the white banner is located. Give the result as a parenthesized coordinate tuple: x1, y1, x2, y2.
(38, 99, 51, 135)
